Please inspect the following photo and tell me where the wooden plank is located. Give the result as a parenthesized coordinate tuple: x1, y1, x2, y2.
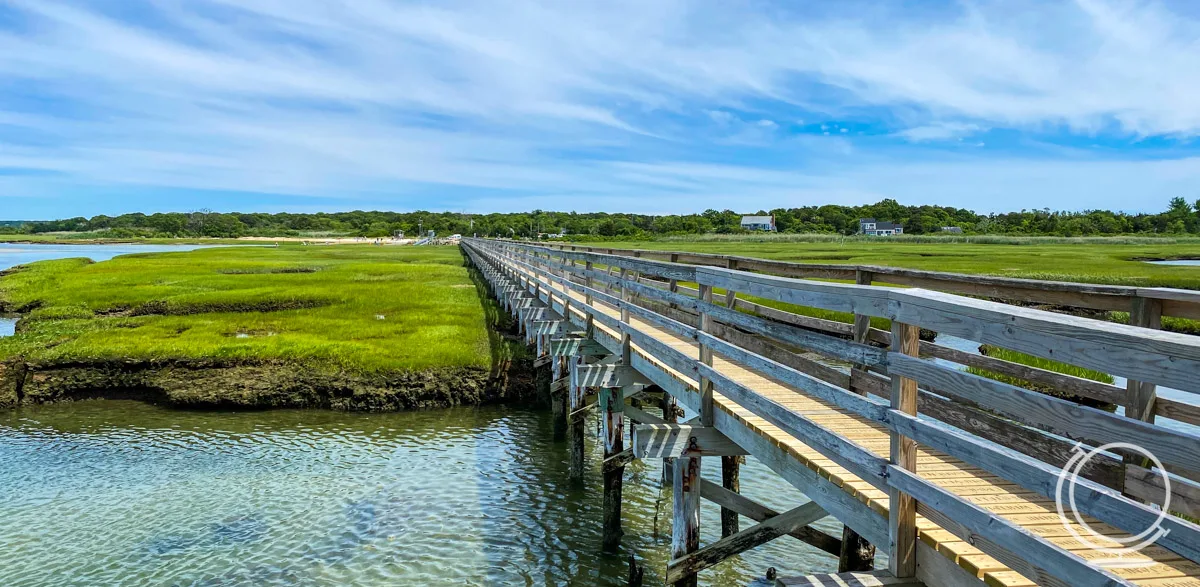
(631, 424, 749, 458)
(699, 331, 888, 422)
(712, 408, 889, 547)
(887, 410, 1200, 564)
(703, 298, 887, 367)
(575, 364, 649, 389)
(914, 541, 987, 587)
(1125, 464, 1200, 518)
(889, 467, 1132, 587)
(889, 321, 920, 579)
(666, 501, 827, 584)
(698, 363, 889, 488)
(549, 336, 610, 357)
(697, 478, 842, 556)
(917, 338, 1125, 406)
(888, 353, 1200, 475)
(777, 570, 925, 587)
(889, 288, 1200, 396)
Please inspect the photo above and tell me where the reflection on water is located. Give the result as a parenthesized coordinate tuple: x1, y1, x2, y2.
(0, 243, 222, 272)
(1146, 259, 1200, 266)
(0, 401, 840, 586)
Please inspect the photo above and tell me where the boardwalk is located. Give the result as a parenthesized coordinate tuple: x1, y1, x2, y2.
(463, 238, 1200, 587)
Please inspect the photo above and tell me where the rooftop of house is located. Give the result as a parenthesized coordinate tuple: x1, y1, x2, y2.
(740, 215, 773, 224)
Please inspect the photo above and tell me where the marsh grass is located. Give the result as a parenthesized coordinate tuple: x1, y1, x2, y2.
(580, 238, 1200, 290)
(0, 245, 515, 373)
(967, 345, 1116, 409)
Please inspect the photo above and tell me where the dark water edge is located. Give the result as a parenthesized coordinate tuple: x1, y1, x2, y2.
(0, 400, 842, 586)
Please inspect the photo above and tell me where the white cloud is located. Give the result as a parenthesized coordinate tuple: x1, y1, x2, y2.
(0, 0, 1199, 215)
(897, 122, 984, 142)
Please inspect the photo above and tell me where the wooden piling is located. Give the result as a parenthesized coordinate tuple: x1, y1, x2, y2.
(671, 455, 701, 587)
(720, 455, 743, 537)
(551, 356, 567, 441)
(568, 354, 586, 484)
(837, 526, 876, 572)
(661, 391, 677, 485)
(601, 386, 625, 550)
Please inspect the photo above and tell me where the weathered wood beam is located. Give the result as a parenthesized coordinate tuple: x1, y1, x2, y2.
(575, 363, 651, 389)
(549, 336, 609, 357)
(631, 424, 749, 459)
(665, 501, 827, 584)
(601, 386, 625, 551)
(697, 478, 841, 556)
(720, 455, 743, 537)
(776, 570, 925, 587)
(671, 456, 701, 587)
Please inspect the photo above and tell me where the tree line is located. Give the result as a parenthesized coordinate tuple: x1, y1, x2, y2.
(4, 198, 1199, 239)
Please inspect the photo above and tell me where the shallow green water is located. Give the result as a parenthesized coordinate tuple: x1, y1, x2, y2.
(0, 401, 841, 586)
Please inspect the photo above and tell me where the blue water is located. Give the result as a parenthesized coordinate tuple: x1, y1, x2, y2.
(0, 242, 220, 272)
(1147, 259, 1200, 266)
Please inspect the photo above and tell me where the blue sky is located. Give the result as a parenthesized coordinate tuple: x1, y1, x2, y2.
(2, 0, 1200, 219)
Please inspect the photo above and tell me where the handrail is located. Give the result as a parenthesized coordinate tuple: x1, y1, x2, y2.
(534, 240, 1200, 319)
(465, 237, 1200, 587)
(484, 238, 1200, 396)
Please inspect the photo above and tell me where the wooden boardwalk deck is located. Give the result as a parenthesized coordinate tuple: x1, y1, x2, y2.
(509, 262, 1198, 586)
(470, 239, 1200, 587)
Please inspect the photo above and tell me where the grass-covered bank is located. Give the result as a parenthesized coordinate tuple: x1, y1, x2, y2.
(0, 245, 531, 409)
(573, 236, 1200, 289)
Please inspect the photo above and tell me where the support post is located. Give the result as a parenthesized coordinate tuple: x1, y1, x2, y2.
(535, 345, 552, 408)
(888, 321, 920, 579)
(1125, 296, 1162, 423)
(601, 386, 626, 550)
(671, 456, 701, 587)
(661, 391, 677, 486)
(841, 268, 877, 571)
(568, 353, 587, 484)
(721, 455, 743, 537)
(551, 356, 567, 441)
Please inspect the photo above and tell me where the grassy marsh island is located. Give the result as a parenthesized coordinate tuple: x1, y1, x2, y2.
(0, 245, 529, 410)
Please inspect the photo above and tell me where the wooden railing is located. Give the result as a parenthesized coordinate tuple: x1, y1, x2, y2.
(534, 241, 1200, 429)
(464, 238, 1200, 587)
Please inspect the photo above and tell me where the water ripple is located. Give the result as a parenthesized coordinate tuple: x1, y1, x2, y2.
(0, 400, 835, 586)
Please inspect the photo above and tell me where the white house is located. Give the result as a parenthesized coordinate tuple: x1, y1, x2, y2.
(740, 215, 776, 232)
(859, 218, 903, 236)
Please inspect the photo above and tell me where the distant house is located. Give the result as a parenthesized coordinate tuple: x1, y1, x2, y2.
(940, 226, 963, 234)
(740, 215, 776, 232)
(859, 218, 903, 236)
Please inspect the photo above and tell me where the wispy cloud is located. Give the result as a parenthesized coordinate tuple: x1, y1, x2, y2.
(0, 0, 1198, 217)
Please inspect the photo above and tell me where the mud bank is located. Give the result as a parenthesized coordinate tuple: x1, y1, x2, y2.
(0, 358, 536, 411)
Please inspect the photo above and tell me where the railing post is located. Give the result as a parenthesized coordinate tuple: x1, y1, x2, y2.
(585, 261, 594, 305)
(841, 268, 878, 571)
(1125, 296, 1162, 423)
(698, 283, 715, 426)
(888, 321, 920, 578)
(601, 385, 625, 550)
(668, 253, 681, 310)
(724, 259, 738, 308)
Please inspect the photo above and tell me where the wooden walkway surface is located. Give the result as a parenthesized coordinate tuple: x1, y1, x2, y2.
(511, 261, 1200, 587)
